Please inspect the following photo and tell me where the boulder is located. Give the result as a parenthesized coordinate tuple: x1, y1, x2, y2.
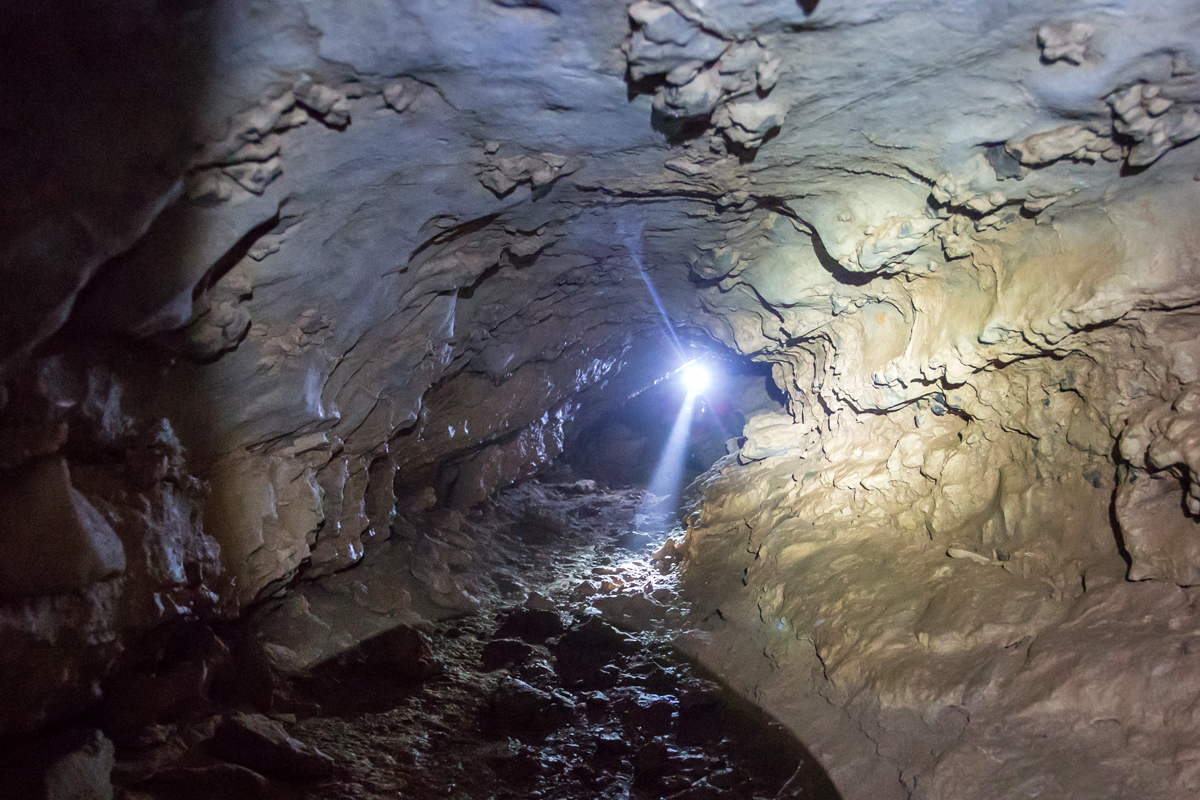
(555, 617, 639, 656)
(488, 676, 575, 734)
(145, 764, 269, 800)
(494, 607, 566, 642)
(210, 712, 333, 780)
(0, 458, 125, 598)
(0, 728, 116, 800)
(356, 624, 439, 681)
(482, 638, 535, 671)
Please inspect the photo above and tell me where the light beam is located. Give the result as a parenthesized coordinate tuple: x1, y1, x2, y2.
(635, 390, 698, 534)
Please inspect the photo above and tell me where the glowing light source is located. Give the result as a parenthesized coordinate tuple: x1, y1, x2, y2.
(682, 363, 709, 395)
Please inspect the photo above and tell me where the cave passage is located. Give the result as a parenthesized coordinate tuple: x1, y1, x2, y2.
(569, 354, 778, 494)
(6, 1, 1200, 798)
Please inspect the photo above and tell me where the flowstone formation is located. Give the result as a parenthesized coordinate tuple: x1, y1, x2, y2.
(3, 0, 1200, 798)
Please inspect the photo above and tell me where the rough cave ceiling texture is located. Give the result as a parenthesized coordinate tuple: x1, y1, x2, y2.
(4, 0, 1200, 796)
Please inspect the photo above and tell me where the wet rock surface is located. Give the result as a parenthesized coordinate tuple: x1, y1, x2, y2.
(2, 483, 837, 800)
(270, 483, 838, 799)
(282, 604, 833, 799)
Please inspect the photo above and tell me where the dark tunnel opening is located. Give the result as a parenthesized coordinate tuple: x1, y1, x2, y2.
(567, 354, 781, 492)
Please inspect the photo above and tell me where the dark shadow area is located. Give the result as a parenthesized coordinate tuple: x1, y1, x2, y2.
(725, 125, 781, 164)
(984, 143, 1025, 180)
(1108, 441, 1134, 572)
(809, 227, 881, 286)
(0, 2, 211, 371)
(297, 625, 437, 718)
(651, 108, 715, 145)
(0, 0, 234, 752)
(458, 261, 504, 300)
(408, 212, 503, 263)
(1118, 159, 1151, 178)
(1108, 477, 1134, 575)
(625, 65, 668, 102)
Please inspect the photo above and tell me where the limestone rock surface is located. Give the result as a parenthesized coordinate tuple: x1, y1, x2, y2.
(3, 1, 1200, 798)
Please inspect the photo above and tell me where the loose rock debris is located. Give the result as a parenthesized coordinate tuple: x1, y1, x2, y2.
(2, 483, 839, 800)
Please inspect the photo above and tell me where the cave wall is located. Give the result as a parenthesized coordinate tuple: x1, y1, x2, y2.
(0, 0, 713, 735)
(2, 1, 1200, 794)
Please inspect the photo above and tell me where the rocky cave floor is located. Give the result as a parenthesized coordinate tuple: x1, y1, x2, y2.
(8, 481, 841, 800)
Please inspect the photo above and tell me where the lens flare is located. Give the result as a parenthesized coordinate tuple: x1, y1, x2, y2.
(683, 364, 709, 394)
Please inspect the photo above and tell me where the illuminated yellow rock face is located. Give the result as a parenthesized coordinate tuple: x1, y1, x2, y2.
(3, 0, 1200, 794)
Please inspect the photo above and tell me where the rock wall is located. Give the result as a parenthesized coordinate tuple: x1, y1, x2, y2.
(0, 0, 706, 734)
(650, 3, 1200, 797)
